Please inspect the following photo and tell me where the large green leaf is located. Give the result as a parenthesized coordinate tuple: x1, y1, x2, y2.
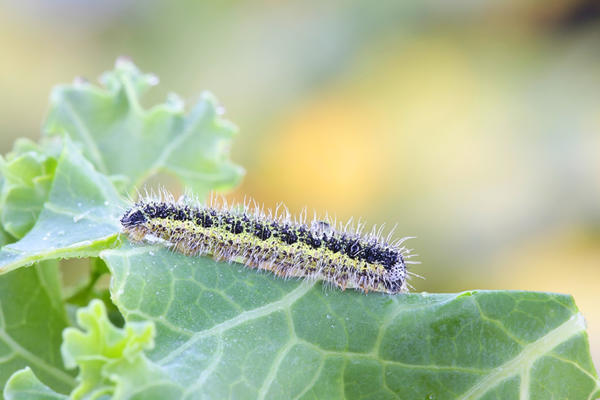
(0, 261, 75, 399)
(0, 138, 125, 275)
(99, 243, 599, 399)
(44, 58, 244, 195)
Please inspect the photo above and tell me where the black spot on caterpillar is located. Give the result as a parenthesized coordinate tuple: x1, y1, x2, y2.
(120, 193, 418, 294)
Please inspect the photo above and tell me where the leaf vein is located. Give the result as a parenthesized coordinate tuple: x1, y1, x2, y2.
(458, 313, 587, 400)
(156, 281, 315, 365)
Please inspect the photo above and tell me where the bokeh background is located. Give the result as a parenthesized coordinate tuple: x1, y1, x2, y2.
(1, 0, 599, 369)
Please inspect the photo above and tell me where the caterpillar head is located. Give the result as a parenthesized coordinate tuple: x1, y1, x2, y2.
(120, 207, 147, 228)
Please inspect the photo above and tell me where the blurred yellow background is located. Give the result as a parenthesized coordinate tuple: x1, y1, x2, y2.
(1, 0, 599, 369)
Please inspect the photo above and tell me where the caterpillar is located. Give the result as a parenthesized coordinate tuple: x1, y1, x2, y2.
(120, 193, 417, 294)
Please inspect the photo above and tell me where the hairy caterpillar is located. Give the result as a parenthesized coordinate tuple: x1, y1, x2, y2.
(120, 193, 417, 294)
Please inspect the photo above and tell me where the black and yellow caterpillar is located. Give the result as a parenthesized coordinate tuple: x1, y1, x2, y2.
(120, 194, 417, 294)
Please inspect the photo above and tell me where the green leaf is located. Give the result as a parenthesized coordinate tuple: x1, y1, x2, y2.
(5, 300, 181, 400)
(97, 243, 600, 399)
(4, 368, 67, 400)
(61, 299, 180, 399)
(0, 138, 61, 239)
(44, 59, 244, 195)
(0, 261, 75, 398)
(0, 225, 12, 250)
(0, 138, 125, 275)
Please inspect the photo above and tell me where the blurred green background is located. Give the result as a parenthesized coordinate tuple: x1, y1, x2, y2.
(1, 0, 599, 369)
